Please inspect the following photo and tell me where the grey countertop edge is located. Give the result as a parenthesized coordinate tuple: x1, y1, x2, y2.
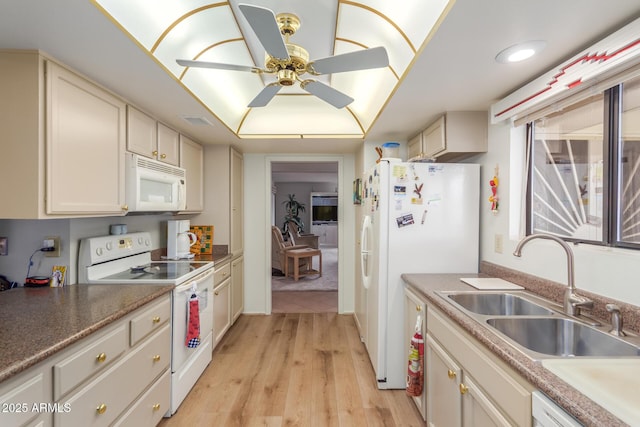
(0, 284, 174, 383)
(401, 273, 628, 427)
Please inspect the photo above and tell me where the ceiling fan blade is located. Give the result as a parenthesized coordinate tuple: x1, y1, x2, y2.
(308, 46, 389, 75)
(300, 80, 354, 109)
(176, 59, 261, 73)
(238, 3, 290, 60)
(248, 83, 282, 108)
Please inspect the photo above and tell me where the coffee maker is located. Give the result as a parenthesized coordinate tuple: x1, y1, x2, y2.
(167, 219, 196, 259)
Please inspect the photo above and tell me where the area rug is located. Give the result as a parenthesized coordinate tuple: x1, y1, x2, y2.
(272, 245, 338, 291)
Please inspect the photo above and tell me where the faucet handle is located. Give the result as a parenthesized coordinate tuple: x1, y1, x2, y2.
(606, 304, 626, 337)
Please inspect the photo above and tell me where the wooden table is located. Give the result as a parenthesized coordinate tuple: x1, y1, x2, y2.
(284, 248, 322, 281)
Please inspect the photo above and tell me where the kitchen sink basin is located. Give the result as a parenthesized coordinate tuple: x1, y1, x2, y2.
(487, 317, 640, 357)
(445, 292, 556, 316)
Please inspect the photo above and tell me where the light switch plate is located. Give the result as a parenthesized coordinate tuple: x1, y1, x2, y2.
(0, 237, 6, 256)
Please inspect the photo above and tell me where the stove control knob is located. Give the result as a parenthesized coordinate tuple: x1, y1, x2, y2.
(145, 238, 151, 246)
(96, 247, 103, 257)
(106, 242, 113, 251)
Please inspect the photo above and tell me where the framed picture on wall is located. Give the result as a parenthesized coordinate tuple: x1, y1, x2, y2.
(353, 178, 362, 205)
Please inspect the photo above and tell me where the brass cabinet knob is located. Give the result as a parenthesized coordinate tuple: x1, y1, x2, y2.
(152, 403, 161, 411)
(152, 316, 161, 323)
(416, 305, 422, 312)
(96, 353, 107, 363)
(459, 383, 468, 395)
(214, 291, 219, 296)
(96, 403, 107, 414)
(122, 204, 129, 212)
(153, 355, 161, 362)
(160, 153, 167, 159)
(152, 150, 158, 157)
(447, 369, 456, 379)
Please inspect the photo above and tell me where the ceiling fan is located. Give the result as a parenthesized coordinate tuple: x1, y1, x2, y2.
(176, 3, 389, 109)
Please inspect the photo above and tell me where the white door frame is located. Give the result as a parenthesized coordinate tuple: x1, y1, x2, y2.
(265, 154, 348, 314)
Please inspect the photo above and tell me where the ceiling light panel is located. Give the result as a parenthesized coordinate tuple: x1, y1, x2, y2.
(241, 96, 363, 136)
(362, 0, 451, 48)
(92, 0, 454, 138)
(336, 4, 414, 77)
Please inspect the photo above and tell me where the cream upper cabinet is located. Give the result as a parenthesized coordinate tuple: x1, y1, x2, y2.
(179, 135, 204, 213)
(410, 112, 487, 162)
(0, 50, 128, 218)
(230, 147, 244, 255)
(156, 122, 180, 166)
(46, 61, 127, 216)
(126, 106, 179, 166)
(407, 132, 423, 160)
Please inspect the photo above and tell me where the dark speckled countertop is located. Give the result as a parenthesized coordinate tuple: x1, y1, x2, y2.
(402, 270, 639, 427)
(0, 284, 174, 383)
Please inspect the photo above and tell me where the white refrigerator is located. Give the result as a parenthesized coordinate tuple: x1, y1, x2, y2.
(358, 160, 479, 389)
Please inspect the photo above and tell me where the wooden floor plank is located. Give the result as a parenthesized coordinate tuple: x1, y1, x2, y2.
(158, 314, 424, 427)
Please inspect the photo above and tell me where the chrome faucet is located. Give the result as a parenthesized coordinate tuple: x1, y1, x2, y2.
(513, 234, 593, 316)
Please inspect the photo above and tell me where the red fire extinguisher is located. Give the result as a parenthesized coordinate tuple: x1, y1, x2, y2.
(406, 315, 424, 397)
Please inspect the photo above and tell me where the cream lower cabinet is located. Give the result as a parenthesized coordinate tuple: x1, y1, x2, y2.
(213, 262, 231, 348)
(0, 294, 171, 427)
(231, 255, 244, 323)
(427, 335, 511, 427)
(404, 288, 427, 420)
(426, 307, 534, 427)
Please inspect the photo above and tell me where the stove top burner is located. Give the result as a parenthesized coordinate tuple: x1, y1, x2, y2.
(102, 261, 211, 282)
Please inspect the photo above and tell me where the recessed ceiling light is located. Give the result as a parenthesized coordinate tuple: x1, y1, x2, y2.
(495, 40, 547, 64)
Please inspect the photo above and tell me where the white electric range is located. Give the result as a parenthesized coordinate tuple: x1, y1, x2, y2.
(78, 232, 214, 416)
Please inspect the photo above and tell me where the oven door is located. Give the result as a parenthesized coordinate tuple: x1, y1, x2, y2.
(171, 267, 214, 371)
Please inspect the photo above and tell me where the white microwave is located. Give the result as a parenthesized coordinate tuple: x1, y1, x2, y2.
(125, 153, 186, 212)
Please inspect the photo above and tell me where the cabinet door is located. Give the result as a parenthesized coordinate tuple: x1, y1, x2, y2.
(213, 278, 231, 347)
(46, 61, 126, 215)
(126, 105, 157, 159)
(427, 335, 461, 427)
(423, 115, 446, 158)
(404, 289, 426, 420)
(408, 133, 423, 159)
(157, 122, 180, 166)
(231, 256, 244, 323)
(461, 375, 511, 427)
(230, 148, 244, 255)
(179, 135, 204, 212)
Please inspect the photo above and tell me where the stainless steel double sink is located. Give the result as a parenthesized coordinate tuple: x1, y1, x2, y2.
(437, 291, 640, 359)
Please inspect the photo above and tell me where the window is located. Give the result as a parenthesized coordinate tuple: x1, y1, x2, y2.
(527, 73, 640, 249)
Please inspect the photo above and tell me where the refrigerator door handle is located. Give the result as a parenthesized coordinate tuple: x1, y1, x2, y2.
(361, 216, 372, 289)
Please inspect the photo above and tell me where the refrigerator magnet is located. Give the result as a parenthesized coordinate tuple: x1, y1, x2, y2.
(394, 185, 406, 195)
(396, 213, 415, 228)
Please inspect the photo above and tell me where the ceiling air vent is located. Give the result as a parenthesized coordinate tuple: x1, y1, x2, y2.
(181, 115, 214, 126)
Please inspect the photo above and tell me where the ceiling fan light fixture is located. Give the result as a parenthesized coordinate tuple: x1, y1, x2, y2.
(276, 12, 300, 37)
(495, 40, 546, 63)
(278, 69, 296, 86)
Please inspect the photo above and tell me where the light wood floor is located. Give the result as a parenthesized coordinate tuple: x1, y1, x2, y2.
(158, 313, 423, 426)
(272, 291, 338, 313)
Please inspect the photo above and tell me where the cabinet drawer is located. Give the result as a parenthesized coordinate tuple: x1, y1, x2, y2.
(55, 324, 170, 427)
(130, 296, 171, 346)
(112, 369, 170, 427)
(0, 372, 45, 427)
(214, 263, 230, 285)
(53, 324, 127, 400)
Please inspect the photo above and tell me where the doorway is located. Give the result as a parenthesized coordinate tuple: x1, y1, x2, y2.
(270, 161, 339, 313)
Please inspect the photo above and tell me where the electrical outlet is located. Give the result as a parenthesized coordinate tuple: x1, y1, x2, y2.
(45, 236, 61, 257)
(494, 234, 504, 254)
(0, 237, 7, 256)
